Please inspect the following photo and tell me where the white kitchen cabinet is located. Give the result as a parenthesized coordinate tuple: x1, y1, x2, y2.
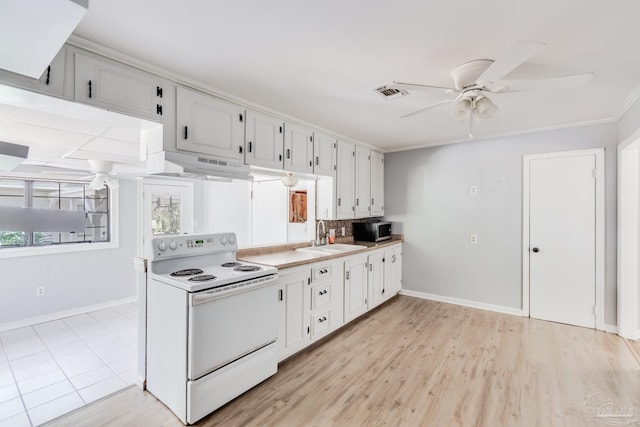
(367, 250, 385, 309)
(0, 46, 67, 98)
(355, 146, 371, 218)
(344, 254, 368, 322)
(309, 261, 343, 340)
(277, 268, 310, 360)
(74, 51, 165, 121)
(284, 122, 314, 174)
(313, 132, 337, 177)
(176, 86, 245, 161)
(370, 150, 384, 217)
(384, 244, 402, 298)
(245, 110, 284, 169)
(336, 140, 356, 219)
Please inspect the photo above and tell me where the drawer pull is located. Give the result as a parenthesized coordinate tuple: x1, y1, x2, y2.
(319, 290, 327, 295)
(318, 316, 327, 323)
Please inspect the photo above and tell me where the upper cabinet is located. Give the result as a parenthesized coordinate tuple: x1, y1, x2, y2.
(336, 140, 356, 219)
(176, 86, 245, 161)
(370, 151, 384, 216)
(244, 110, 284, 169)
(74, 51, 165, 122)
(355, 146, 371, 218)
(0, 46, 67, 98)
(313, 132, 336, 177)
(284, 123, 314, 174)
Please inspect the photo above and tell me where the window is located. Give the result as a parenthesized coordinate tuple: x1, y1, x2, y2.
(0, 178, 110, 249)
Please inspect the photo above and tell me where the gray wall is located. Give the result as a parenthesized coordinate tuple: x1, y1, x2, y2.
(0, 180, 138, 325)
(385, 122, 618, 325)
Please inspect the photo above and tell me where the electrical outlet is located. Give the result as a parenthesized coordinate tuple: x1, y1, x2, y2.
(470, 185, 478, 195)
(36, 286, 45, 297)
(470, 234, 478, 244)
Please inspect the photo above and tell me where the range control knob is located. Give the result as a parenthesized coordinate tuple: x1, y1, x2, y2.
(220, 236, 228, 245)
(169, 241, 178, 250)
(227, 234, 235, 244)
(158, 241, 168, 251)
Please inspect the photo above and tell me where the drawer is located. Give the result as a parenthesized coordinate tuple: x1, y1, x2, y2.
(312, 264, 332, 282)
(311, 311, 330, 336)
(311, 284, 331, 310)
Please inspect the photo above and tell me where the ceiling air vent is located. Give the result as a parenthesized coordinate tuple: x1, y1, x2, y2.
(374, 85, 408, 100)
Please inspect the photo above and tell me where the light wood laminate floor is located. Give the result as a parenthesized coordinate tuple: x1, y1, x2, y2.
(49, 296, 640, 427)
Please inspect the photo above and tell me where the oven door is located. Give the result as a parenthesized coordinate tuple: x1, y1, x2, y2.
(188, 275, 278, 380)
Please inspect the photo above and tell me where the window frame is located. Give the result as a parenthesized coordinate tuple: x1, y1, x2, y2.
(0, 178, 119, 259)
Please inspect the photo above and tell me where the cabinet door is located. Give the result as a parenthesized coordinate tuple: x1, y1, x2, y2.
(284, 123, 314, 174)
(176, 86, 245, 161)
(370, 151, 384, 217)
(336, 141, 355, 219)
(355, 146, 371, 218)
(245, 110, 284, 169)
(313, 132, 337, 177)
(367, 251, 385, 309)
(277, 269, 310, 361)
(384, 245, 402, 298)
(344, 256, 368, 322)
(0, 46, 66, 98)
(74, 52, 164, 121)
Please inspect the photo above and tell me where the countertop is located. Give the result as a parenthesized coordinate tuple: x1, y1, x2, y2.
(237, 236, 403, 269)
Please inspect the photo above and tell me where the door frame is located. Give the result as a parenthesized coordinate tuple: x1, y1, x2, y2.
(522, 148, 605, 330)
(617, 131, 640, 339)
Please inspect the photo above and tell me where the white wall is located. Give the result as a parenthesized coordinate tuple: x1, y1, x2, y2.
(0, 179, 138, 325)
(385, 122, 618, 324)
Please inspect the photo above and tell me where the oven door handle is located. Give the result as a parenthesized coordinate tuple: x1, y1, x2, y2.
(191, 275, 278, 306)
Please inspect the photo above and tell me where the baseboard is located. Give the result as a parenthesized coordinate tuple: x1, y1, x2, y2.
(399, 289, 524, 317)
(0, 296, 138, 332)
(604, 324, 619, 334)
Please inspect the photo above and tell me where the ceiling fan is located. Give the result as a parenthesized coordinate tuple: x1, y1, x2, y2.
(376, 40, 593, 138)
(41, 159, 124, 190)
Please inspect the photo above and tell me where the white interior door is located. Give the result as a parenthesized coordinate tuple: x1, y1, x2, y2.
(525, 150, 602, 329)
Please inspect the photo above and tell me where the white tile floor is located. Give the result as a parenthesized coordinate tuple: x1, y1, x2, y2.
(0, 303, 137, 426)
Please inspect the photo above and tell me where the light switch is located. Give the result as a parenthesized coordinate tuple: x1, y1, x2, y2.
(470, 186, 478, 195)
(470, 234, 478, 244)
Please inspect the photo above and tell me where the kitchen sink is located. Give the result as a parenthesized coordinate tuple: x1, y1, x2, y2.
(295, 243, 367, 255)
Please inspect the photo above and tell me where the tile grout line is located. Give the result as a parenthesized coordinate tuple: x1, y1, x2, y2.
(0, 326, 36, 427)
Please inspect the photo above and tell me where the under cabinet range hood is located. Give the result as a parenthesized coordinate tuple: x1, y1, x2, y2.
(0, 0, 89, 78)
(155, 151, 252, 181)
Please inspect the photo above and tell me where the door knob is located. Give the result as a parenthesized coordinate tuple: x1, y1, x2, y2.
(532, 247, 540, 253)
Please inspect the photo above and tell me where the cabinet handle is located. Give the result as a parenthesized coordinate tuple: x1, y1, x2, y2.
(88, 80, 92, 98)
(156, 104, 163, 116)
(371, 198, 374, 206)
(346, 271, 349, 280)
(45, 66, 51, 85)
(239, 113, 243, 123)
(319, 316, 327, 323)
(279, 154, 282, 162)
(278, 289, 283, 301)
(309, 160, 312, 167)
(248, 141, 252, 153)
(319, 290, 327, 295)
(369, 264, 372, 272)
(239, 145, 243, 154)
(315, 156, 319, 166)
(279, 126, 283, 134)
(156, 86, 163, 98)
(382, 289, 386, 295)
(183, 126, 188, 140)
(356, 198, 359, 206)
(337, 198, 341, 206)
(286, 149, 291, 159)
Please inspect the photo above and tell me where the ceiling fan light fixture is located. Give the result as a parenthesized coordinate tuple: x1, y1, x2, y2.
(474, 95, 497, 119)
(452, 98, 472, 120)
(89, 173, 119, 190)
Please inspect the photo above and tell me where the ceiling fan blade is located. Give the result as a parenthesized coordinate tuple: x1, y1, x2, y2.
(477, 40, 546, 85)
(389, 81, 456, 93)
(400, 96, 460, 118)
(499, 72, 594, 92)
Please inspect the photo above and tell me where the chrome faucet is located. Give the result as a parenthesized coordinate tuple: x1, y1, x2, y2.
(316, 220, 326, 246)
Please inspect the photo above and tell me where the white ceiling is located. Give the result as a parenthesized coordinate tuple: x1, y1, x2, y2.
(70, 1, 640, 151)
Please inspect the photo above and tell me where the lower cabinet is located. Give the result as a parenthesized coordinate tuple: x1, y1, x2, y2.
(277, 260, 342, 361)
(277, 243, 402, 362)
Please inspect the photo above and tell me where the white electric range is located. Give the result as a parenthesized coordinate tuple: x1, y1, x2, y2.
(146, 232, 278, 425)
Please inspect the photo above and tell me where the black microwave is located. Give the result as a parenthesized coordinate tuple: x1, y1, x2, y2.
(353, 221, 392, 242)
